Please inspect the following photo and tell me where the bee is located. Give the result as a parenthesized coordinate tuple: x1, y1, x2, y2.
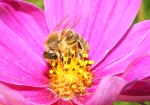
(43, 15, 89, 63)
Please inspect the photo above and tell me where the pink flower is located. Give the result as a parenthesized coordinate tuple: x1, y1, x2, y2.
(0, 0, 150, 105)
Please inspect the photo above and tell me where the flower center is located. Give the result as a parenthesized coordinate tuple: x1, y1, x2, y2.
(49, 49, 94, 98)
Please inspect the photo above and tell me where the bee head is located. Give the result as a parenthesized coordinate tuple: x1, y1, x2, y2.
(44, 33, 59, 49)
(43, 50, 60, 62)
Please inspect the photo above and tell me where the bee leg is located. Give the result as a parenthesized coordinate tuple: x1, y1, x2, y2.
(67, 48, 72, 57)
(60, 53, 64, 62)
(67, 48, 72, 64)
(77, 41, 83, 51)
(76, 52, 82, 60)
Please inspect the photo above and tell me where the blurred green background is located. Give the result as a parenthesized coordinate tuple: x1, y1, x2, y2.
(25, 0, 150, 105)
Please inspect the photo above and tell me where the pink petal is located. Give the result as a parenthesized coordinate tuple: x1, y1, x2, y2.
(118, 81, 150, 101)
(44, 0, 141, 65)
(19, 88, 58, 104)
(0, 1, 49, 87)
(0, 0, 48, 56)
(94, 20, 150, 80)
(87, 76, 127, 105)
(0, 82, 34, 105)
(118, 78, 150, 101)
(1, 82, 58, 104)
(121, 79, 150, 94)
(123, 56, 150, 81)
(117, 55, 150, 102)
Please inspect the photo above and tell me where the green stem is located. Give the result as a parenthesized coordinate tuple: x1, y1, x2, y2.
(137, 1, 145, 22)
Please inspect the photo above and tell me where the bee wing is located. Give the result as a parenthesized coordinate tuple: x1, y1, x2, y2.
(55, 14, 82, 42)
(64, 14, 82, 31)
(53, 14, 70, 31)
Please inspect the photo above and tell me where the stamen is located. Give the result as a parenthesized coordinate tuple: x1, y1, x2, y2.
(49, 49, 94, 98)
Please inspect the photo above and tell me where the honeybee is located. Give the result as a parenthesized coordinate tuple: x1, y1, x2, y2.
(43, 15, 89, 62)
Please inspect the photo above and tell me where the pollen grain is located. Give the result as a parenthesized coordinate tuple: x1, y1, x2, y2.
(49, 49, 94, 98)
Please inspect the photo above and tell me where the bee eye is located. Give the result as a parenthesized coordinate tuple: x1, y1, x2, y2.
(49, 53, 58, 59)
(43, 52, 58, 59)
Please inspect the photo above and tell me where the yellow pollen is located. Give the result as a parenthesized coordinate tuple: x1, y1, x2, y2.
(83, 54, 88, 58)
(49, 49, 94, 98)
